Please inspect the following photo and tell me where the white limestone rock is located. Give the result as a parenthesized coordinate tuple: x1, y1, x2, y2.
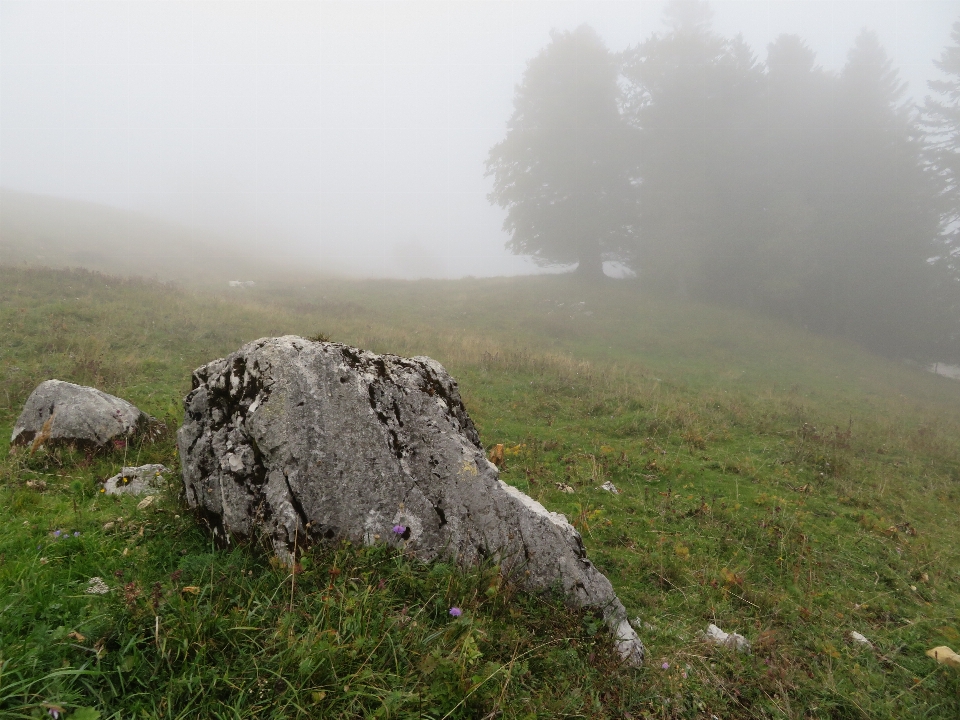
(703, 623, 751, 652)
(11, 380, 156, 451)
(177, 336, 644, 665)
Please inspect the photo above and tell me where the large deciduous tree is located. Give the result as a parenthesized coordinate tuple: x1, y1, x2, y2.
(486, 25, 635, 280)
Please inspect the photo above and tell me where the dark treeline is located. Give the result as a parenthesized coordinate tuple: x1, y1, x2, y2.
(487, 1, 960, 360)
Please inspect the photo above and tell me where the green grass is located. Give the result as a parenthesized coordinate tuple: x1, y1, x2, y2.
(2, 265, 960, 718)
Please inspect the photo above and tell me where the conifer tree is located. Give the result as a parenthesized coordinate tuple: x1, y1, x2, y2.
(925, 19, 960, 277)
(808, 30, 938, 350)
(621, 1, 763, 298)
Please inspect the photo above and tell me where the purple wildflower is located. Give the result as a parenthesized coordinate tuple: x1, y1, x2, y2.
(392, 524, 406, 535)
(661, 662, 670, 670)
(53, 529, 62, 539)
(73, 531, 80, 538)
(48, 709, 60, 719)
(449, 607, 462, 617)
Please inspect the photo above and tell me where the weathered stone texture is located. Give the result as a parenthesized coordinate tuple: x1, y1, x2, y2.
(11, 380, 154, 451)
(177, 336, 643, 664)
(102, 464, 169, 496)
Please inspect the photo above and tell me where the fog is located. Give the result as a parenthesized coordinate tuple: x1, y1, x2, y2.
(0, 1, 954, 279)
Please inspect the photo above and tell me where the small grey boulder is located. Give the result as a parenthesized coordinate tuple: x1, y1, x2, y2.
(11, 380, 155, 451)
(102, 464, 169, 496)
(178, 336, 644, 665)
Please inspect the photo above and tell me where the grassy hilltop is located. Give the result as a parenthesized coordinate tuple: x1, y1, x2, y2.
(2, 265, 960, 719)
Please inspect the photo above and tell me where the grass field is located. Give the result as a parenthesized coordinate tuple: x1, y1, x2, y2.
(2, 265, 960, 719)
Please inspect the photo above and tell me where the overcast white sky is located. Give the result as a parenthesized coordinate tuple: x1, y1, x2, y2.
(1, 1, 957, 278)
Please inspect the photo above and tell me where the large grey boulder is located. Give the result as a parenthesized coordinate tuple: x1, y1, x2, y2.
(11, 380, 155, 451)
(177, 336, 644, 665)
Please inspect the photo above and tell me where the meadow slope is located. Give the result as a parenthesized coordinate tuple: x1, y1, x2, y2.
(2, 265, 960, 719)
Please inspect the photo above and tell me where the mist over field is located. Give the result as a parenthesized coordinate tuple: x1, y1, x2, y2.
(2, 0, 960, 358)
(0, 1, 955, 276)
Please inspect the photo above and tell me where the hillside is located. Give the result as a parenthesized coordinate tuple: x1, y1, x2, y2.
(2, 265, 960, 718)
(0, 191, 303, 285)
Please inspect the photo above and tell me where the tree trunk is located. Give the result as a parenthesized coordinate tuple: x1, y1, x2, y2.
(575, 241, 605, 281)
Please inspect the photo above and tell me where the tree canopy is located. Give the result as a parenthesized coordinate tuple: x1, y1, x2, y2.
(485, 25, 635, 279)
(487, 3, 959, 358)
(621, 14, 765, 298)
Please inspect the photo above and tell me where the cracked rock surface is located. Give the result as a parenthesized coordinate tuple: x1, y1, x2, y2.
(11, 380, 155, 451)
(177, 336, 643, 665)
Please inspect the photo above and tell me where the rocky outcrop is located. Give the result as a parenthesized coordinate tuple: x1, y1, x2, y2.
(102, 464, 169, 496)
(177, 336, 643, 665)
(11, 380, 155, 451)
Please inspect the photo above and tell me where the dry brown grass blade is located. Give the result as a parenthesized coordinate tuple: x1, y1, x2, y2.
(30, 413, 56, 454)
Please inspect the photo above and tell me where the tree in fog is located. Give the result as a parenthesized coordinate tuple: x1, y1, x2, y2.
(806, 30, 939, 350)
(621, 0, 764, 298)
(749, 30, 938, 352)
(622, 5, 940, 354)
(755, 35, 835, 316)
(925, 19, 960, 278)
(486, 25, 635, 280)
(495, 3, 945, 355)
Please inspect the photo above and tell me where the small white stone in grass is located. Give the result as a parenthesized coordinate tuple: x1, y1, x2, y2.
(702, 624, 751, 652)
(85, 577, 110, 595)
(137, 495, 156, 511)
(850, 631, 873, 648)
(555, 483, 576, 494)
(599, 481, 620, 494)
(103, 464, 167, 497)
